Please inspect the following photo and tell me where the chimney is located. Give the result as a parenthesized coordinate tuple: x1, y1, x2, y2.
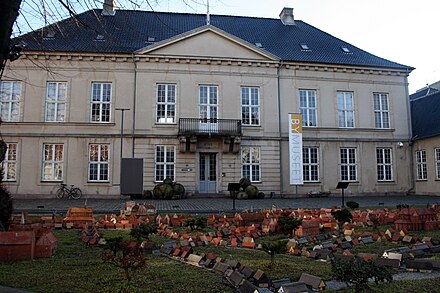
(279, 7, 295, 25)
(102, 0, 116, 16)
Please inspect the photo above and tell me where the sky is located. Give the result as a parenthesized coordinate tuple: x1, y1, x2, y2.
(14, 0, 440, 93)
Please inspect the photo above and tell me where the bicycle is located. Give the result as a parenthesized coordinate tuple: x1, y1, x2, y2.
(56, 183, 82, 200)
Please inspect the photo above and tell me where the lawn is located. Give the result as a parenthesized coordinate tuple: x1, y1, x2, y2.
(2, 225, 440, 292)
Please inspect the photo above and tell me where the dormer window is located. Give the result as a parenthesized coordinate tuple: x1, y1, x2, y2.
(147, 36, 156, 42)
(255, 42, 263, 48)
(300, 44, 310, 51)
(95, 34, 105, 41)
(341, 46, 352, 54)
(43, 30, 56, 40)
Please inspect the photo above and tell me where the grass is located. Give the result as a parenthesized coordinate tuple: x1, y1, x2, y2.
(2, 223, 440, 292)
(328, 278, 440, 292)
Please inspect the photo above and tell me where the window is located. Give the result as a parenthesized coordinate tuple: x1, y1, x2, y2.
(303, 147, 319, 182)
(156, 84, 176, 124)
(155, 145, 175, 182)
(373, 93, 390, 128)
(299, 90, 317, 127)
(337, 91, 354, 128)
(340, 148, 357, 181)
(241, 146, 260, 182)
(416, 150, 427, 180)
(377, 148, 393, 181)
(45, 82, 67, 122)
(3, 143, 17, 181)
(436, 148, 440, 180)
(42, 143, 64, 181)
(91, 82, 111, 122)
(88, 144, 109, 181)
(241, 87, 260, 126)
(0, 81, 21, 122)
(199, 85, 218, 120)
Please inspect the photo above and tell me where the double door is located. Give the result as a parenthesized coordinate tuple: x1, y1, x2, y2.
(199, 153, 217, 193)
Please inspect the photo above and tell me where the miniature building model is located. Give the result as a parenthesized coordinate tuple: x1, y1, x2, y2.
(2, 5, 413, 198)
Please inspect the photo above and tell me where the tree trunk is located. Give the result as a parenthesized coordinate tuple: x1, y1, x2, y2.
(0, 0, 22, 74)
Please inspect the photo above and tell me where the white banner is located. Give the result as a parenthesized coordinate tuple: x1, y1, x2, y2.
(289, 113, 303, 185)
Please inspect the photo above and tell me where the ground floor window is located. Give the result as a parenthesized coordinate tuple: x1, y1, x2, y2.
(376, 148, 393, 181)
(416, 150, 427, 180)
(340, 147, 357, 181)
(88, 144, 109, 182)
(241, 146, 260, 182)
(155, 145, 175, 182)
(303, 147, 319, 182)
(3, 143, 17, 181)
(42, 143, 64, 181)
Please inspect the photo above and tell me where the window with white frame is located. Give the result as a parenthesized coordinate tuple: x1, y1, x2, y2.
(241, 146, 260, 182)
(416, 150, 427, 180)
(155, 145, 175, 182)
(299, 90, 317, 127)
(303, 147, 319, 182)
(436, 148, 440, 180)
(0, 81, 21, 122)
(373, 93, 390, 128)
(377, 148, 393, 181)
(199, 85, 218, 121)
(340, 148, 357, 181)
(42, 143, 64, 181)
(45, 82, 67, 122)
(3, 143, 17, 181)
(88, 144, 109, 181)
(241, 87, 260, 126)
(156, 84, 176, 123)
(90, 82, 111, 123)
(337, 91, 354, 128)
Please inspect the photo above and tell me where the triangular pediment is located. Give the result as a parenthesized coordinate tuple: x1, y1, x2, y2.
(135, 25, 278, 61)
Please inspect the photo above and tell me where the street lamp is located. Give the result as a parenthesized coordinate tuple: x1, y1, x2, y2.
(115, 108, 130, 199)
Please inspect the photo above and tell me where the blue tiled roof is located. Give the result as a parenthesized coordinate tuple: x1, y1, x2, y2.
(14, 9, 413, 70)
(409, 87, 439, 100)
(411, 91, 440, 140)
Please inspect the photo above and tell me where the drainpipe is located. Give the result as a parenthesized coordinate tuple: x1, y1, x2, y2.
(277, 61, 284, 195)
(404, 73, 414, 194)
(131, 53, 137, 157)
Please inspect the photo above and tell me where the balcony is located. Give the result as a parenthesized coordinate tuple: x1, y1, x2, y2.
(178, 118, 242, 137)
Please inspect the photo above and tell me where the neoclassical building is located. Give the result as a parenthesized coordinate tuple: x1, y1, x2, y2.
(1, 5, 414, 198)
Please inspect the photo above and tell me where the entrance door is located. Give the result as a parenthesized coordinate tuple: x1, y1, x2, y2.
(199, 153, 217, 193)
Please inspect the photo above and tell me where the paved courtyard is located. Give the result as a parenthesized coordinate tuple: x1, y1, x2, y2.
(11, 194, 440, 214)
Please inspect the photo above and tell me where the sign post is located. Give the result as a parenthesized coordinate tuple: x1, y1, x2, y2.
(336, 182, 349, 208)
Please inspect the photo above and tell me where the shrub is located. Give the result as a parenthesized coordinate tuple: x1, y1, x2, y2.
(331, 256, 392, 292)
(346, 201, 359, 210)
(244, 185, 259, 198)
(261, 240, 288, 268)
(184, 215, 207, 230)
(277, 215, 302, 236)
(172, 183, 186, 199)
(332, 208, 353, 225)
(239, 178, 251, 189)
(130, 223, 157, 241)
(153, 183, 173, 199)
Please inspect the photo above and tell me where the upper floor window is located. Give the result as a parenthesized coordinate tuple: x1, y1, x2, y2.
(436, 148, 440, 180)
(199, 85, 218, 120)
(241, 146, 260, 182)
(373, 93, 390, 128)
(340, 147, 357, 181)
(45, 82, 67, 122)
(155, 145, 175, 182)
(299, 89, 317, 127)
(303, 147, 319, 182)
(42, 143, 64, 181)
(3, 143, 17, 181)
(88, 144, 110, 182)
(241, 87, 260, 126)
(91, 82, 111, 123)
(0, 81, 21, 122)
(156, 84, 176, 124)
(337, 91, 354, 128)
(416, 150, 427, 181)
(376, 148, 393, 181)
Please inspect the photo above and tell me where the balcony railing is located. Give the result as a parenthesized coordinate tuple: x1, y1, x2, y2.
(178, 118, 242, 137)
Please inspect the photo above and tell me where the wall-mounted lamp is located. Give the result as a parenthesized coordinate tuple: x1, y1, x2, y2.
(397, 142, 404, 148)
